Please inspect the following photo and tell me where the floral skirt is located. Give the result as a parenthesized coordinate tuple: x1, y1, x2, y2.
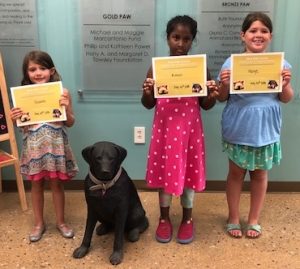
(222, 140, 281, 171)
(21, 123, 79, 181)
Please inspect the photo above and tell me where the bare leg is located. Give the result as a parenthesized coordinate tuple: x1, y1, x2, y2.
(49, 179, 65, 225)
(31, 180, 45, 228)
(29, 180, 46, 242)
(180, 188, 194, 222)
(226, 159, 246, 237)
(49, 179, 74, 238)
(247, 169, 268, 237)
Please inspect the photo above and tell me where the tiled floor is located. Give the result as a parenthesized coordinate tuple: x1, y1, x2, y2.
(0, 191, 299, 269)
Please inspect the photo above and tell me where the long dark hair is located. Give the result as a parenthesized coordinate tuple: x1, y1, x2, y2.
(21, 50, 61, 85)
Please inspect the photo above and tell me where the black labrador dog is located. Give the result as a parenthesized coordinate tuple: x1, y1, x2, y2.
(73, 141, 149, 265)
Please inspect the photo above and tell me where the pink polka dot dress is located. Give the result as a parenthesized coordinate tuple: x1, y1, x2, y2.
(145, 97, 206, 196)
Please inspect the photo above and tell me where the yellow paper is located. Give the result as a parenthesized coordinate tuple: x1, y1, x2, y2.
(152, 55, 207, 98)
(10, 81, 66, 127)
(231, 52, 283, 94)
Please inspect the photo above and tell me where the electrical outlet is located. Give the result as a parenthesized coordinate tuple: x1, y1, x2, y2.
(134, 126, 145, 144)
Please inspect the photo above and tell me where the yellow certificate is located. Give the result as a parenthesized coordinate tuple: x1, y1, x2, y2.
(231, 52, 283, 94)
(10, 81, 66, 127)
(152, 55, 207, 98)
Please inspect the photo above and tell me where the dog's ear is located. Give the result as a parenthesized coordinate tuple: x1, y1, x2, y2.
(82, 145, 94, 164)
(115, 144, 127, 164)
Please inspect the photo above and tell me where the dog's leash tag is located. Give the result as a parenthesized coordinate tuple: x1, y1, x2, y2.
(99, 183, 107, 196)
(101, 188, 106, 196)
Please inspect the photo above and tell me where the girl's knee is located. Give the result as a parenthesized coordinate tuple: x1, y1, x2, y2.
(180, 188, 195, 208)
(159, 189, 172, 207)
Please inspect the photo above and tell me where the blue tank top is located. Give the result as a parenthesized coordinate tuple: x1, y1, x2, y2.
(219, 57, 291, 147)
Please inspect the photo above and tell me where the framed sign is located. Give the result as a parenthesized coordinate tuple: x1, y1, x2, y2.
(80, 0, 154, 91)
(197, 0, 275, 79)
(0, 0, 38, 87)
(10, 82, 66, 127)
(230, 52, 283, 94)
(152, 55, 207, 98)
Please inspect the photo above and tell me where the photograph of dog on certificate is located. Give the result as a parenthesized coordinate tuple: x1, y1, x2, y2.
(73, 141, 149, 265)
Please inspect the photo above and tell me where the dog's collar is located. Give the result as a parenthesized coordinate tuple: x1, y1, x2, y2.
(88, 167, 122, 194)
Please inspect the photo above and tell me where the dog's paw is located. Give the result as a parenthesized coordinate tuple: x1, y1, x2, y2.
(128, 228, 140, 242)
(73, 246, 89, 259)
(110, 251, 123, 265)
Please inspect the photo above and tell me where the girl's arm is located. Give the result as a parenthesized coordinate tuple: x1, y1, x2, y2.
(199, 80, 218, 110)
(217, 69, 231, 102)
(199, 69, 218, 110)
(278, 69, 294, 103)
(141, 67, 156, 109)
(60, 88, 75, 127)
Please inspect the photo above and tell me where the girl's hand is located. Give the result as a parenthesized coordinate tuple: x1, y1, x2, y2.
(219, 69, 231, 86)
(142, 78, 155, 94)
(60, 89, 75, 127)
(141, 77, 156, 109)
(282, 69, 291, 89)
(206, 80, 219, 99)
(200, 80, 218, 110)
(10, 107, 23, 121)
(279, 69, 294, 103)
(217, 69, 231, 102)
(59, 90, 70, 108)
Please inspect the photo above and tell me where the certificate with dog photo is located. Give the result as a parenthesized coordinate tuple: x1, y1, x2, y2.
(10, 81, 66, 127)
(230, 52, 283, 94)
(152, 54, 207, 98)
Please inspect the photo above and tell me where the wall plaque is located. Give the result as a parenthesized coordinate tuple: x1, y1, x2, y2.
(197, 0, 274, 79)
(80, 0, 155, 92)
(0, 0, 38, 87)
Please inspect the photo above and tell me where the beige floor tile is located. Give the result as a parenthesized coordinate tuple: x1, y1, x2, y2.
(0, 191, 299, 269)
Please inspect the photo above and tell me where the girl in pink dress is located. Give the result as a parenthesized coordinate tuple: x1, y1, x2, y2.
(142, 15, 218, 244)
(10, 50, 78, 242)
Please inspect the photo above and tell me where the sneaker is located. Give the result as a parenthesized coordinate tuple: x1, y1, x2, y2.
(176, 219, 194, 244)
(155, 219, 172, 243)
